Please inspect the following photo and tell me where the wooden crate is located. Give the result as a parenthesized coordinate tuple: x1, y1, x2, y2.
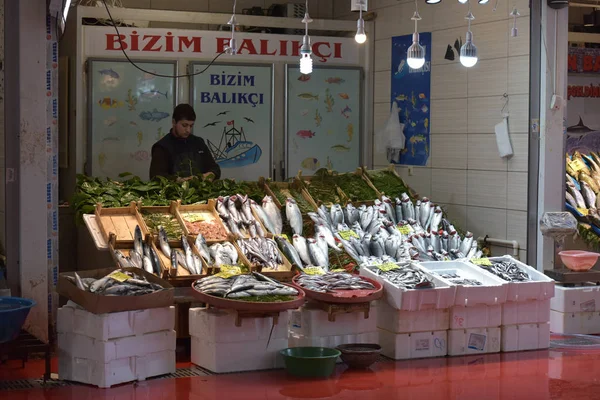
(95, 202, 145, 246)
(151, 233, 210, 283)
(214, 196, 271, 239)
(363, 165, 420, 199)
(297, 171, 347, 207)
(263, 179, 318, 211)
(139, 201, 187, 245)
(106, 233, 165, 279)
(331, 168, 382, 206)
(178, 200, 229, 244)
(201, 240, 254, 276)
(234, 238, 294, 281)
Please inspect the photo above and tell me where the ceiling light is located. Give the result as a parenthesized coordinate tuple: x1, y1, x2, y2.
(458, 0, 468, 3)
(478, 0, 489, 4)
(426, 0, 442, 4)
(407, 6, 425, 70)
(225, 0, 238, 55)
(299, 1, 313, 74)
(510, 7, 520, 36)
(355, 2, 367, 44)
(460, 11, 478, 68)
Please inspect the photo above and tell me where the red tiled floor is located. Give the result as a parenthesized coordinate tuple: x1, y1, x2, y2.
(3, 349, 600, 399)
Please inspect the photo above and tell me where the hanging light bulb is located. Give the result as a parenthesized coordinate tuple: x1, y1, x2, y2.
(510, 7, 520, 37)
(460, 9, 478, 68)
(406, 5, 425, 70)
(299, 1, 313, 74)
(355, 1, 367, 44)
(226, 0, 238, 55)
(458, 0, 468, 4)
(425, 0, 442, 4)
(478, 0, 489, 4)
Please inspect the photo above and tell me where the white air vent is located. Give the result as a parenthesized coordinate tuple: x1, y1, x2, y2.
(285, 3, 306, 35)
(351, 0, 368, 12)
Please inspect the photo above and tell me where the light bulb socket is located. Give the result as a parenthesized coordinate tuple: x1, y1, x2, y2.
(357, 17, 365, 31)
(300, 35, 312, 55)
(511, 27, 518, 37)
(227, 15, 237, 26)
(465, 30, 473, 43)
(412, 32, 420, 44)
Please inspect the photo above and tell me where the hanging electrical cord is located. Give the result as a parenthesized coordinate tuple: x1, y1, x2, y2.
(225, 0, 239, 55)
(100, 0, 227, 78)
(299, 0, 313, 75)
(355, 0, 367, 44)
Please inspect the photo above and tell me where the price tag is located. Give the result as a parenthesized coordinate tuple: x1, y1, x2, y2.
(397, 226, 412, 235)
(377, 262, 401, 272)
(304, 266, 326, 275)
(471, 258, 492, 266)
(330, 268, 346, 273)
(276, 234, 290, 243)
(577, 208, 589, 216)
(214, 265, 243, 279)
(571, 159, 587, 172)
(338, 230, 359, 240)
(109, 271, 130, 282)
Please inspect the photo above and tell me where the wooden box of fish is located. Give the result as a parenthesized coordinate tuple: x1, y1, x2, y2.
(476, 256, 555, 302)
(139, 201, 187, 243)
(330, 168, 382, 205)
(292, 272, 383, 304)
(298, 170, 348, 207)
(191, 272, 306, 312)
(419, 261, 508, 307)
(108, 232, 164, 278)
(153, 232, 210, 283)
(360, 262, 457, 311)
(214, 194, 270, 240)
(94, 202, 147, 246)
(501, 323, 550, 352)
(196, 240, 251, 277)
(178, 200, 230, 243)
(57, 267, 174, 314)
(236, 238, 294, 278)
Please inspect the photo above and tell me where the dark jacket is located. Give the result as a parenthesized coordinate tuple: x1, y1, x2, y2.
(149, 131, 221, 180)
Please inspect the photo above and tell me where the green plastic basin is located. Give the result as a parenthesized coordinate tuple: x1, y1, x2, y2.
(280, 347, 341, 378)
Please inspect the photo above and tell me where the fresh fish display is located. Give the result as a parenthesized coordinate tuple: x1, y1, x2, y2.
(307, 238, 329, 269)
(366, 264, 434, 289)
(262, 196, 283, 235)
(237, 238, 284, 271)
(65, 270, 167, 296)
(204, 242, 238, 268)
(295, 272, 376, 293)
(275, 236, 304, 270)
(293, 234, 313, 266)
(286, 198, 303, 235)
(194, 272, 299, 300)
(436, 272, 482, 286)
(216, 195, 266, 238)
(478, 259, 531, 282)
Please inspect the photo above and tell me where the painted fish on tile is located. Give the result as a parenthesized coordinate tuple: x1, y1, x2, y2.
(298, 74, 311, 82)
(137, 131, 143, 147)
(325, 77, 345, 84)
(421, 104, 429, 113)
(99, 68, 120, 79)
(130, 150, 150, 161)
(126, 89, 138, 111)
(347, 123, 354, 143)
(104, 116, 117, 126)
(395, 94, 408, 101)
(338, 93, 350, 99)
(99, 98, 124, 109)
(140, 89, 169, 100)
(298, 93, 319, 101)
(424, 118, 429, 129)
(139, 109, 170, 122)
(301, 157, 320, 171)
(301, 109, 309, 116)
(411, 91, 417, 108)
(325, 89, 335, 113)
(411, 122, 417, 127)
(297, 130, 316, 139)
(331, 145, 351, 152)
(315, 109, 322, 127)
(419, 93, 427, 100)
(341, 105, 352, 119)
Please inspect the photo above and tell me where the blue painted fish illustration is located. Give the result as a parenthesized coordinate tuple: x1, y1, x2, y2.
(140, 89, 168, 100)
(98, 68, 120, 79)
(341, 105, 352, 119)
(139, 109, 170, 122)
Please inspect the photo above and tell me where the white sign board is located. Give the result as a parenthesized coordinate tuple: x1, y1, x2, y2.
(83, 27, 360, 65)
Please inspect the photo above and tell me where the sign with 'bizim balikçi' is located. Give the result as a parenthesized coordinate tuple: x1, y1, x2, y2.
(569, 47, 600, 75)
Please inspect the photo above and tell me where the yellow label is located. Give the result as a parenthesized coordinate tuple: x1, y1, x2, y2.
(471, 258, 492, 266)
(276, 234, 290, 243)
(571, 159, 587, 172)
(338, 230, 359, 240)
(109, 271, 130, 282)
(304, 266, 326, 275)
(330, 268, 346, 273)
(184, 212, 206, 223)
(577, 207, 589, 216)
(397, 226, 412, 235)
(377, 262, 401, 272)
(213, 265, 242, 279)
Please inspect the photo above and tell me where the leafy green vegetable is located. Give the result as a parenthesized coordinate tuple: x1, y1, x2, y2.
(328, 248, 358, 272)
(305, 169, 341, 204)
(239, 181, 265, 203)
(141, 212, 183, 240)
(367, 169, 411, 199)
(333, 173, 377, 202)
(269, 185, 313, 214)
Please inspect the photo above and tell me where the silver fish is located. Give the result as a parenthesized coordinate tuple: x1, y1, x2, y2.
(415, 200, 422, 226)
(565, 191, 577, 209)
(134, 225, 143, 257)
(316, 234, 329, 260)
(143, 256, 154, 274)
(227, 195, 242, 224)
(195, 234, 212, 264)
(158, 227, 171, 258)
(360, 206, 374, 230)
(582, 182, 596, 209)
(382, 196, 396, 224)
(293, 234, 312, 266)
(170, 251, 178, 274)
(252, 200, 277, 235)
(275, 236, 304, 269)
(430, 207, 443, 232)
(459, 232, 474, 256)
(241, 196, 254, 222)
(149, 246, 161, 275)
(317, 224, 340, 251)
(420, 198, 431, 228)
(567, 181, 586, 209)
(114, 249, 133, 269)
(182, 235, 195, 273)
(319, 205, 333, 227)
(345, 204, 359, 225)
(330, 204, 344, 226)
(262, 196, 283, 235)
(395, 198, 404, 222)
(308, 238, 329, 269)
(369, 235, 386, 257)
(216, 196, 230, 218)
(286, 198, 303, 235)
(74, 272, 86, 291)
(129, 249, 143, 269)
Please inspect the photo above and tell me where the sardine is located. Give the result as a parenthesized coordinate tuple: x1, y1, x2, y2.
(286, 198, 303, 235)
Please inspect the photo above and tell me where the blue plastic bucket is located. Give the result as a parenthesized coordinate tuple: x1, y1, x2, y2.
(0, 297, 36, 343)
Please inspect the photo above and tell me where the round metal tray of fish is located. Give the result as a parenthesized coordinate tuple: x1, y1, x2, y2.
(291, 272, 383, 304)
(191, 272, 307, 312)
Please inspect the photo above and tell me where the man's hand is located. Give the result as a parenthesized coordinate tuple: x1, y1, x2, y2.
(176, 176, 194, 183)
(203, 172, 216, 182)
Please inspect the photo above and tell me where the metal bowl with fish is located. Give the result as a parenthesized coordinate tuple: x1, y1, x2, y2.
(191, 271, 306, 312)
(291, 271, 383, 304)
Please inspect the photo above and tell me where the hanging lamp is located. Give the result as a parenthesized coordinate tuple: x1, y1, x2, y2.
(459, 6, 478, 68)
(406, 0, 425, 70)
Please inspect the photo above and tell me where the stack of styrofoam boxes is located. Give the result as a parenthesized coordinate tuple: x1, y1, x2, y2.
(189, 307, 289, 373)
(57, 301, 176, 388)
(288, 301, 379, 356)
(485, 256, 554, 352)
(420, 261, 508, 357)
(550, 283, 600, 334)
(360, 263, 456, 360)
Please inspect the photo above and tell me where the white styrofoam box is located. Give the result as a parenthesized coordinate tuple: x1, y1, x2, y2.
(377, 300, 449, 333)
(502, 299, 550, 325)
(551, 283, 600, 313)
(450, 304, 501, 329)
(57, 302, 175, 341)
(447, 327, 501, 356)
(550, 309, 600, 334)
(288, 304, 377, 337)
(189, 307, 288, 343)
(486, 256, 555, 302)
(58, 349, 175, 389)
(378, 328, 448, 360)
(191, 336, 288, 373)
(501, 323, 550, 352)
(420, 261, 508, 307)
(288, 331, 379, 349)
(58, 330, 176, 363)
(360, 263, 457, 311)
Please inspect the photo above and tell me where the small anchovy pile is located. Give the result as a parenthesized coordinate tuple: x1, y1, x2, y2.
(368, 264, 435, 289)
(482, 260, 531, 282)
(156, 226, 203, 275)
(112, 225, 162, 276)
(216, 194, 266, 238)
(194, 272, 298, 299)
(237, 238, 284, 271)
(308, 194, 479, 266)
(437, 272, 482, 286)
(67, 270, 167, 296)
(296, 272, 376, 293)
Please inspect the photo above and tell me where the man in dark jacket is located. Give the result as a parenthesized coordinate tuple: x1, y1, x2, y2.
(149, 104, 221, 181)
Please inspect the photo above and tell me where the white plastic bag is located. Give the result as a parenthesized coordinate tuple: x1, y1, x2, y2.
(376, 102, 405, 163)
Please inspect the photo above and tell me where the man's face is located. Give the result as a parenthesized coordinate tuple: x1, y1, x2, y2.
(172, 119, 194, 139)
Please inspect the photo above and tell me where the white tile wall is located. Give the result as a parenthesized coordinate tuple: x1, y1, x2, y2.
(466, 206, 508, 241)
(431, 135, 468, 169)
(509, 17, 530, 57)
(395, 166, 432, 198)
(467, 134, 508, 172)
(430, 99, 468, 134)
(431, 168, 467, 205)
(508, 95, 529, 133)
(467, 170, 508, 209)
(467, 96, 506, 134)
(470, 20, 509, 61)
(468, 59, 509, 97)
(374, 71, 391, 103)
(508, 134, 529, 172)
(439, 203, 468, 230)
(508, 56, 530, 95)
(507, 210, 528, 249)
(374, 39, 392, 72)
(431, 63, 468, 100)
(507, 172, 528, 211)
